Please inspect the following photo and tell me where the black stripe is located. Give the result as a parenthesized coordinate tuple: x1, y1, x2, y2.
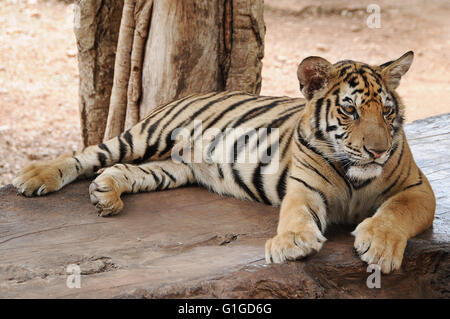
(314, 98, 324, 140)
(139, 94, 218, 162)
(158, 92, 249, 159)
(231, 130, 257, 162)
(159, 93, 219, 133)
(161, 168, 176, 183)
(157, 132, 176, 158)
(206, 132, 223, 161)
(289, 176, 329, 210)
(380, 139, 405, 194)
(276, 166, 289, 202)
(294, 139, 321, 167)
(351, 89, 364, 95)
(277, 103, 305, 117)
(265, 110, 298, 129)
(203, 96, 262, 131)
(359, 70, 371, 92)
(334, 60, 353, 67)
(252, 165, 272, 205)
(343, 71, 358, 82)
(118, 136, 127, 163)
(381, 162, 406, 196)
(189, 92, 247, 123)
(336, 108, 347, 117)
(351, 177, 375, 190)
(73, 156, 82, 172)
(403, 170, 423, 191)
(403, 181, 423, 190)
(252, 139, 280, 205)
(162, 112, 212, 159)
(307, 206, 323, 233)
(99, 143, 111, 155)
(97, 152, 107, 167)
(295, 129, 353, 197)
(348, 76, 359, 88)
(294, 155, 332, 184)
(217, 165, 224, 179)
(151, 170, 160, 185)
(281, 129, 294, 158)
(335, 132, 345, 140)
(123, 130, 134, 154)
(234, 106, 273, 128)
(139, 121, 160, 163)
(325, 99, 337, 132)
(228, 99, 288, 129)
(393, 159, 412, 192)
(231, 168, 259, 202)
(140, 94, 199, 134)
(155, 174, 166, 191)
(336, 116, 345, 126)
(138, 167, 150, 174)
(390, 93, 404, 132)
(338, 65, 352, 77)
(325, 84, 341, 99)
(360, 65, 384, 83)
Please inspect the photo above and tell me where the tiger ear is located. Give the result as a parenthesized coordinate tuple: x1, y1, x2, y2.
(297, 56, 335, 100)
(379, 51, 414, 90)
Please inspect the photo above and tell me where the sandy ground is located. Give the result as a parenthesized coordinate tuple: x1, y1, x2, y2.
(0, 0, 79, 186)
(0, 0, 449, 186)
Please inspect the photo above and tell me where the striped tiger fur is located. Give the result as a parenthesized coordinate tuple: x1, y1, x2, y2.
(13, 51, 435, 274)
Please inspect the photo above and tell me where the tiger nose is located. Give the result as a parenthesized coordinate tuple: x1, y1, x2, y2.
(367, 148, 387, 159)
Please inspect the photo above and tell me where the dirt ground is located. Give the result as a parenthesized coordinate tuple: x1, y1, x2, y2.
(0, 0, 449, 186)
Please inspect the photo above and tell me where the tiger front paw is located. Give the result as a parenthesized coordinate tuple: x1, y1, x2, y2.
(89, 177, 124, 217)
(352, 217, 407, 274)
(13, 161, 65, 197)
(265, 227, 326, 264)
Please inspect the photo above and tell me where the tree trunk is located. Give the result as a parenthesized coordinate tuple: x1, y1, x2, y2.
(74, 0, 124, 147)
(75, 0, 265, 145)
(138, 0, 265, 121)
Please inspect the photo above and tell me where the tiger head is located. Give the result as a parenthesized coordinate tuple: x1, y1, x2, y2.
(297, 51, 414, 181)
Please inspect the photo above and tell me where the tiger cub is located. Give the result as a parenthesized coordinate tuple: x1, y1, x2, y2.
(13, 52, 435, 273)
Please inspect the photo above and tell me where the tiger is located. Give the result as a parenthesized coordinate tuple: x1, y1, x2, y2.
(13, 51, 435, 274)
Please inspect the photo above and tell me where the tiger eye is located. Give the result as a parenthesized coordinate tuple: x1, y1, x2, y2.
(342, 105, 356, 115)
(383, 105, 392, 115)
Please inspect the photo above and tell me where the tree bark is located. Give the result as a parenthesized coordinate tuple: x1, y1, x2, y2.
(75, 0, 265, 144)
(103, 0, 137, 140)
(139, 0, 265, 120)
(125, 0, 153, 130)
(74, 0, 124, 147)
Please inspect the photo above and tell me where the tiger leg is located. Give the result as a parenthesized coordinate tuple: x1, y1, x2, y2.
(265, 177, 327, 263)
(13, 152, 83, 197)
(13, 117, 169, 196)
(89, 160, 195, 217)
(352, 169, 435, 274)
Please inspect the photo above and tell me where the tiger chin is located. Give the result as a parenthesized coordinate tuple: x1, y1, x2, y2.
(13, 51, 435, 274)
